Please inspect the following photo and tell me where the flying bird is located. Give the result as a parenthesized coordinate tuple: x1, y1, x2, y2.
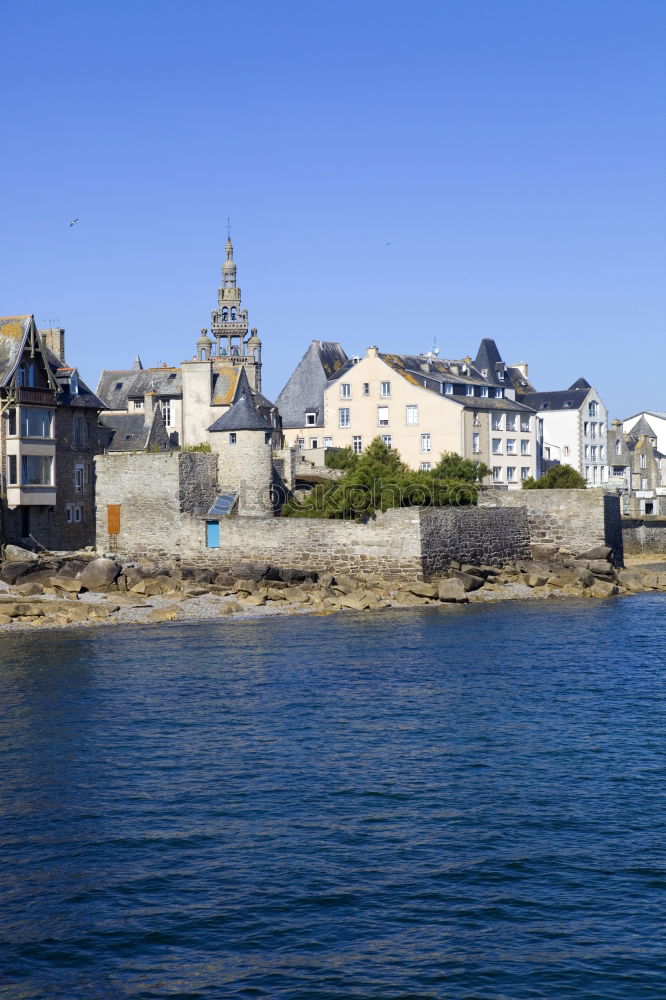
(385, 241, 392, 246)
(69, 218, 79, 227)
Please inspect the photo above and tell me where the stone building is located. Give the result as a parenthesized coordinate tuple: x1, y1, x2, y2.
(519, 379, 609, 486)
(208, 392, 276, 517)
(278, 343, 538, 487)
(96, 237, 279, 449)
(607, 417, 666, 515)
(0, 316, 104, 549)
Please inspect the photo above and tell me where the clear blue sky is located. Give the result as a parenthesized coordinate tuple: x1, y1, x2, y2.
(2, 0, 664, 418)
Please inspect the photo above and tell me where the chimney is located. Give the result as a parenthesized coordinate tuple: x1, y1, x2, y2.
(39, 327, 66, 361)
(144, 390, 159, 428)
(366, 346, 379, 358)
(513, 361, 528, 379)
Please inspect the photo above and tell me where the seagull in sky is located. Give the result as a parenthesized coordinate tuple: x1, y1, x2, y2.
(385, 241, 392, 246)
(69, 218, 79, 227)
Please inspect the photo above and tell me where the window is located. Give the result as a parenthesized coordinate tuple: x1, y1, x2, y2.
(21, 408, 52, 438)
(584, 445, 589, 458)
(491, 414, 503, 431)
(309, 437, 318, 449)
(162, 400, 172, 427)
(74, 415, 86, 446)
(16, 362, 35, 387)
(600, 422, 605, 434)
(492, 466, 502, 482)
(506, 415, 517, 431)
(340, 383, 351, 399)
(362, 383, 370, 396)
(421, 462, 431, 471)
(74, 463, 84, 493)
(338, 408, 350, 428)
(491, 438, 502, 455)
(21, 455, 53, 485)
(352, 436, 363, 454)
(506, 466, 516, 481)
(466, 385, 474, 396)
(266, 432, 273, 445)
(588, 401, 598, 416)
(481, 369, 488, 378)
(590, 423, 597, 439)
(323, 437, 332, 447)
(642, 477, 648, 490)
(480, 387, 489, 397)
(381, 435, 392, 449)
(406, 405, 418, 425)
(297, 437, 304, 451)
(520, 440, 530, 455)
(615, 439, 621, 455)
(612, 466, 626, 477)
(590, 446, 597, 461)
(640, 454, 647, 469)
(7, 408, 16, 435)
(444, 383, 453, 395)
(421, 433, 431, 453)
(305, 411, 317, 426)
(497, 370, 504, 381)
(380, 381, 391, 397)
(472, 432, 480, 454)
(7, 454, 17, 484)
(66, 503, 83, 524)
(377, 406, 389, 426)
(133, 399, 144, 410)
(599, 446, 604, 460)
(563, 445, 570, 456)
(506, 438, 516, 454)
(229, 432, 237, 445)
(521, 467, 530, 481)
(493, 389, 503, 398)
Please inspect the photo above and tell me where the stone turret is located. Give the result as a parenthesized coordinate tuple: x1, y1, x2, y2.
(208, 392, 274, 516)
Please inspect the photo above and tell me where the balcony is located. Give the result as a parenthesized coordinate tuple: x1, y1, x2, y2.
(15, 386, 57, 406)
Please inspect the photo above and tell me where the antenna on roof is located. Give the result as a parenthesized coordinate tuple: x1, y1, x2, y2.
(226, 216, 232, 239)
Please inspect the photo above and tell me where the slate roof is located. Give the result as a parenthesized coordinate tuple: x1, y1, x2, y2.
(211, 367, 241, 406)
(627, 415, 658, 439)
(0, 315, 31, 387)
(96, 366, 182, 409)
(99, 408, 172, 452)
(208, 393, 273, 432)
(43, 347, 105, 410)
(520, 386, 592, 412)
(276, 341, 348, 428)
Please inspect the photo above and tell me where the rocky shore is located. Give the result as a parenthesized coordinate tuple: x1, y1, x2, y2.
(0, 544, 664, 633)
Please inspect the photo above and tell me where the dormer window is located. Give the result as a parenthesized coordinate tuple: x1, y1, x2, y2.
(444, 383, 453, 395)
(481, 369, 488, 378)
(466, 385, 474, 396)
(497, 370, 504, 381)
(563, 400, 572, 408)
(305, 411, 317, 426)
(480, 387, 488, 397)
(540, 402, 549, 410)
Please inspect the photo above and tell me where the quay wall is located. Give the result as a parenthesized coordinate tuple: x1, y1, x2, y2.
(622, 517, 666, 555)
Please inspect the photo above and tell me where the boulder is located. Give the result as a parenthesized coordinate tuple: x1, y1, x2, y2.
(437, 578, 468, 603)
(450, 570, 485, 592)
(13, 581, 44, 596)
(50, 576, 83, 594)
(79, 558, 120, 591)
(408, 581, 438, 598)
(229, 561, 269, 581)
(2, 544, 38, 562)
(616, 569, 645, 592)
(0, 614, 12, 625)
(589, 581, 619, 598)
(526, 573, 549, 588)
(56, 559, 91, 578)
(239, 594, 266, 607)
(278, 567, 318, 585)
(0, 561, 42, 585)
(578, 545, 612, 562)
(147, 606, 179, 623)
(574, 568, 595, 588)
(87, 604, 120, 618)
(338, 593, 372, 611)
(220, 601, 243, 615)
(530, 543, 560, 562)
(587, 559, 614, 576)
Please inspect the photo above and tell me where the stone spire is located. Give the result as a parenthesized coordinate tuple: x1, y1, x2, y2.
(205, 235, 262, 391)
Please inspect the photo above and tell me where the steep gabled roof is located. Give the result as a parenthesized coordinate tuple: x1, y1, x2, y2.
(99, 405, 172, 452)
(521, 387, 591, 412)
(627, 415, 658, 439)
(569, 377, 592, 390)
(276, 341, 348, 429)
(96, 366, 182, 409)
(208, 392, 273, 432)
(0, 315, 32, 386)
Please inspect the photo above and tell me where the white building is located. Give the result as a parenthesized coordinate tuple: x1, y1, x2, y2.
(521, 379, 609, 485)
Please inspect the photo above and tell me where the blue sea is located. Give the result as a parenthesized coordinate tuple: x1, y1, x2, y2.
(1, 596, 665, 999)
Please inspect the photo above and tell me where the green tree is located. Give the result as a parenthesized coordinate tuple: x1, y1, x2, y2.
(433, 452, 490, 483)
(522, 464, 587, 489)
(282, 438, 478, 519)
(324, 446, 358, 470)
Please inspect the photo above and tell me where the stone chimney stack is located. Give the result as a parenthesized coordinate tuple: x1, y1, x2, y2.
(513, 361, 529, 379)
(39, 327, 66, 361)
(143, 390, 159, 428)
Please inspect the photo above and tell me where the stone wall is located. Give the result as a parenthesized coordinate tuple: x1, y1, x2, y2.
(420, 506, 531, 575)
(479, 487, 624, 565)
(622, 517, 666, 555)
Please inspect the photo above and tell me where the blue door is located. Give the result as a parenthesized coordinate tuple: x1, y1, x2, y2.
(206, 520, 220, 548)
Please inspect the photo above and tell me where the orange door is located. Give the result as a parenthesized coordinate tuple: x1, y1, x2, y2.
(107, 504, 121, 534)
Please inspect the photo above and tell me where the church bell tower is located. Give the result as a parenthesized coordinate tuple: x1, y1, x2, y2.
(206, 236, 262, 391)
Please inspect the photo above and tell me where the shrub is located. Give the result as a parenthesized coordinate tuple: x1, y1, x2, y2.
(523, 464, 587, 489)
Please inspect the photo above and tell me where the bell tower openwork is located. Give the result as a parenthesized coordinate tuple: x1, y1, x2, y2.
(206, 236, 262, 391)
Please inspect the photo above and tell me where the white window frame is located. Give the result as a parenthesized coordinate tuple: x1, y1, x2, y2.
(405, 405, 418, 426)
(340, 383, 351, 399)
(352, 435, 363, 454)
(377, 406, 389, 427)
(380, 381, 391, 398)
(338, 408, 350, 428)
(420, 433, 431, 453)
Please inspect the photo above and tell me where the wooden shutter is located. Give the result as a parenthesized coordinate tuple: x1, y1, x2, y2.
(107, 504, 121, 534)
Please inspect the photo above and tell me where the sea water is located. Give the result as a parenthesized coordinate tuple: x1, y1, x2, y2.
(1, 596, 665, 999)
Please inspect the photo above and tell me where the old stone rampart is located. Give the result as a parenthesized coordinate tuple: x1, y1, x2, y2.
(622, 517, 666, 555)
(479, 487, 624, 566)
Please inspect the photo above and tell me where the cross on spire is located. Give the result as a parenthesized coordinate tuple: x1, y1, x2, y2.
(226, 216, 232, 240)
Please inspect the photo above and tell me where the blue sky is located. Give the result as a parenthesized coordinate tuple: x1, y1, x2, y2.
(2, 0, 664, 418)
